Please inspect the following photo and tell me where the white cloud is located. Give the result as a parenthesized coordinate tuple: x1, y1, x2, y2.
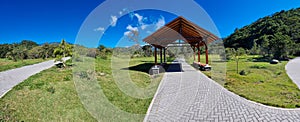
(124, 25, 139, 36)
(110, 15, 118, 27)
(156, 16, 165, 30)
(119, 11, 123, 15)
(141, 24, 148, 30)
(126, 25, 138, 32)
(94, 27, 105, 32)
(124, 31, 131, 36)
(134, 13, 143, 23)
(124, 25, 140, 43)
(134, 13, 148, 30)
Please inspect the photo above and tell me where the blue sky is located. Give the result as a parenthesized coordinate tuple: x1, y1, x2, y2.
(0, 0, 300, 47)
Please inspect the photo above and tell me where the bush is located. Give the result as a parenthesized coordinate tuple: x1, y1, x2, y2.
(239, 70, 246, 75)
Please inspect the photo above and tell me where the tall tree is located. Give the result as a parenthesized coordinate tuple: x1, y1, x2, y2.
(142, 45, 152, 57)
(269, 33, 294, 59)
(41, 43, 50, 59)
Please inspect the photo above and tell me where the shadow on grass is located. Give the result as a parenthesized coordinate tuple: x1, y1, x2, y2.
(122, 63, 182, 74)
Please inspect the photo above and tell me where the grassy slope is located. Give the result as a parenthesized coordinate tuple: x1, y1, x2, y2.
(0, 58, 51, 72)
(0, 67, 96, 121)
(225, 58, 300, 108)
(0, 56, 165, 121)
(96, 56, 165, 114)
(200, 55, 300, 108)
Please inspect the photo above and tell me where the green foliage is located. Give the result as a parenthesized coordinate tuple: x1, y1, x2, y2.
(224, 8, 300, 58)
(142, 45, 152, 57)
(0, 40, 58, 61)
(54, 39, 72, 58)
(0, 44, 11, 58)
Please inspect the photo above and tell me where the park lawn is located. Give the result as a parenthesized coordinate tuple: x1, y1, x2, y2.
(187, 54, 227, 85)
(0, 67, 96, 121)
(0, 56, 166, 121)
(0, 58, 51, 72)
(202, 55, 300, 108)
(96, 56, 171, 114)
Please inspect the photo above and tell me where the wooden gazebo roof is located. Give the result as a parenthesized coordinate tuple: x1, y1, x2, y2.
(143, 16, 219, 48)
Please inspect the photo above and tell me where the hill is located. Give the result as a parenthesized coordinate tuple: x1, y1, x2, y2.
(224, 8, 300, 58)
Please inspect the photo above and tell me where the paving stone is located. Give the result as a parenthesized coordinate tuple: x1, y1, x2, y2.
(144, 58, 300, 122)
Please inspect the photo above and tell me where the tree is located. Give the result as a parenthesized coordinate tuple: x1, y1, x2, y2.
(142, 45, 152, 57)
(97, 45, 106, 52)
(228, 48, 246, 74)
(258, 35, 271, 57)
(54, 40, 72, 58)
(6, 44, 28, 61)
(28, 46, 43, 59)
(41, 43, 51, 59)
(0, 44, 11, 58)
(54, 39, 72, 62)
(20, 40, 38, 50)
(269, 33, 294, 59)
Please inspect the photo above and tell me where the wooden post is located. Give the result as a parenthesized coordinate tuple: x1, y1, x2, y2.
(205, 43, 209, 64)
(197, 45, 200, 63)
(154, 47, 157, 65)
(160, 48, 163, 64)
(163, 48, 166, 63)
(193, 46, 195, 61)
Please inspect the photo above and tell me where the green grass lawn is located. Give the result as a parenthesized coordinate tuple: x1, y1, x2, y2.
(96, 56, 162, 114)
(0, 67, 96, 121)
(201, 55, 300, 108)
(0, 58, 51, 72)
(0, 56, 167, 121)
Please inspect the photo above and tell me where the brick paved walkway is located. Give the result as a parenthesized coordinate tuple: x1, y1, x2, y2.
(0, 57, 70, 98)
(144, 58, 300, 121)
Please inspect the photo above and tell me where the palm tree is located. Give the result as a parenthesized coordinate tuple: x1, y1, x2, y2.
(53, 39, 72, 67)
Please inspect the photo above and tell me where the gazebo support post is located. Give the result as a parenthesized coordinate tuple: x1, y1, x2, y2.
(160, 48, 163, 64)
(163, 48, 166, 63)
(154, 47, 157, 65)
(193, 46, 196, 61)
(197, 45, 200, 63)
(205, 43, 208, 65)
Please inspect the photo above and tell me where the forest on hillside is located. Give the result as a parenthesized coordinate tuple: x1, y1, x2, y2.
(0, 40, 73, 61)
(224, 8, 300, 59)
(0, 40, 157, 62)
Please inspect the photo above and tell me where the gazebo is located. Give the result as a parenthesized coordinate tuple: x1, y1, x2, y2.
(143, 16, 219, 70)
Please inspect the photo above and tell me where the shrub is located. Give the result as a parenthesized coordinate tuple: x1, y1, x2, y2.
(239, 70, 246, 75)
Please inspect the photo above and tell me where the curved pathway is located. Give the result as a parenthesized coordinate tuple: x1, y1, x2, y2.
(286, 57, 300, 89)
(144, 58, 300, 121)
(0, 57, 70, 98)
